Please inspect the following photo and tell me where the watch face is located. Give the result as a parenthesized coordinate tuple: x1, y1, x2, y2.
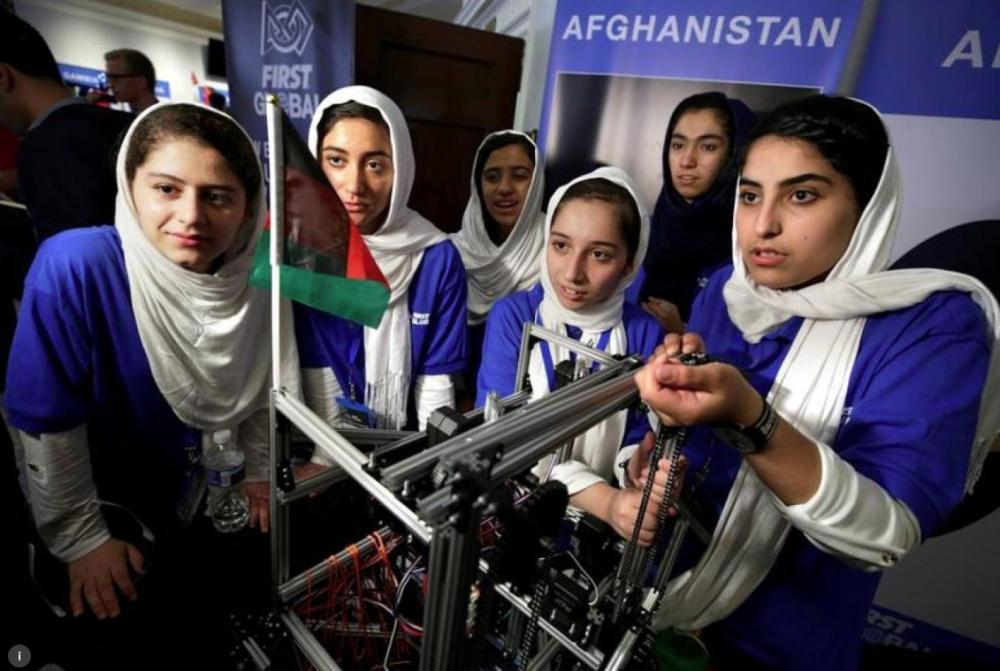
(713, 425, 759, 454)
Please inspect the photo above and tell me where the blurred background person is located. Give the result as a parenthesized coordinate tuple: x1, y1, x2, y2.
(0, 10, 131, 241)
(0, 123, 18, 199)
(103, 48, 158, 114)
(452, 130, 544, 400)
(641, 92, 756, 333)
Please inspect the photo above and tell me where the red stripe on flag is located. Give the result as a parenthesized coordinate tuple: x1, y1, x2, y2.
(346, 222, 388, 286)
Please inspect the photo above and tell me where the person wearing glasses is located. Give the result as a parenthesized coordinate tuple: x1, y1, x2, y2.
(103, 48, 158, 114)
(0, 11, 131, 240)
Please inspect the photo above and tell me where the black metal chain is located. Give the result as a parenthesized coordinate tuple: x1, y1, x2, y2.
(515, 561, 550, 668)
(468, 574, 494, 671)
(614, 351, 715, 622)
(636, 353, 719, 628)
(641, 428, 687, 582)
(613, 424, 676, 622)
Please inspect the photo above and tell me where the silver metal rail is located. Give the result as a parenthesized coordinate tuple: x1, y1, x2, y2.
(416, 371, 641, 522)
(602, 588, 660, 671)
(514, 322, 536, 394)
(275, 391, 432, 544)
(489, 373, 639, 483)
(368, 390, 531, 468)
(276, 465, 350, 505)
(527, 637, 563, 671)
(336, 427, 415, 446)
(493, 582, 604, 670)
(270, 394, 291, 595)
(517, 323, 619, 375)
(281, 610, 344, 671)
(381, 357, 639, 490)
(269, 307, 661, 669)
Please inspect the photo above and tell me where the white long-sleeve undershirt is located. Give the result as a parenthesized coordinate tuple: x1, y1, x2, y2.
(22, 426, 109, 562)
(302, 364, 455, 460)
(616, 437, 921, 570)
(773, 439, 921, 570)
(21, 415, 270, 562)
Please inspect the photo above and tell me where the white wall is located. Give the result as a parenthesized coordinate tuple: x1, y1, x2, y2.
(15, 0, 219, 105)
(886, 114, 1000, 260)
(512, 0, 556, 134)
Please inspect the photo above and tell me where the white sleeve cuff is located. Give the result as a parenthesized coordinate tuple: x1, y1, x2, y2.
(615, 443, 640, 488)
(538, 459, 605, 497)
(21, 426, 112, 563)
(772, 439, 921, 570)
(414, 374, 455, 431)
(61, 527, 114, 563)
(302, 367, 344, 466)
(302, 366, 344, 426)
(237, 409, 271, 482)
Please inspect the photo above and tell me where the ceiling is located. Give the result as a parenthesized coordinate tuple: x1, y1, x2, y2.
(158, 0, 220, 16)
(73, 0, 529, 45)
(85, 0, 471, 35)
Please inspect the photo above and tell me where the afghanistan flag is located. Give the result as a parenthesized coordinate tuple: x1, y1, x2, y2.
(250, 107, 389, 328)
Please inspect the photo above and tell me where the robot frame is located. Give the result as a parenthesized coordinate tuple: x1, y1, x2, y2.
(267, 323, 712, 671)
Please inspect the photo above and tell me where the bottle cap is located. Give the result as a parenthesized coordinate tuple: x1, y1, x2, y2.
(213, 429, 232, 444)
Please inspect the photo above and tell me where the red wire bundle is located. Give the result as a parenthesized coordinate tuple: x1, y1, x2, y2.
(295, 532, 418, 669)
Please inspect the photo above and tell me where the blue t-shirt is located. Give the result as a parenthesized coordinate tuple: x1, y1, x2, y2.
(294, 239, 468, 427)
(466, 272, 645, 395)
(463, 320, 488, 396)
(685, 265, 990, 670)
(629, 262, 723, 313)
(624, 266, 645, 306)
(476, 283, 665, 447)
(6, 226, 195, 528)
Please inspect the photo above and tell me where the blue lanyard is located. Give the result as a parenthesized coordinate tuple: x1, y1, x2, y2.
(344, 326, 365, 401)
(182, 427, 202, 465)
(537, 323, 613, 390)
(326, 323, 366, 402)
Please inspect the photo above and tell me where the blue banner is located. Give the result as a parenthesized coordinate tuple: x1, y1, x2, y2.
(534, 2, 1000, 656)
(865, 606, 1000, 667)
(58, 63, 171, 100)
(854, 0, 1000, 120)
(222, 0, 354, 179)
(538, 0, 863, 150)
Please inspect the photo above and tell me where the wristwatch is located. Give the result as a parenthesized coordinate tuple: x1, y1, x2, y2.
(713, 398, 779, 454)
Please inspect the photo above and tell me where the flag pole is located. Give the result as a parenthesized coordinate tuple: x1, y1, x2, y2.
(267, 95, 284, 390)
(265, 95, 292, 600)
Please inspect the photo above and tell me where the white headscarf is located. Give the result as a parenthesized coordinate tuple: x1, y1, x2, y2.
(452, 131, 545, 325)
(114, 101, 300, 430)
(531, 167, 650, 493)
(655, 99, 1000, 630)
(308, 86, 447, 429)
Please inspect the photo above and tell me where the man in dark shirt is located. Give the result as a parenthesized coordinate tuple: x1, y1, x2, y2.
(0, 9, 131, 240)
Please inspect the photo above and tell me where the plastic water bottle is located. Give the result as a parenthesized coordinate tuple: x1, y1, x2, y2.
(203, 429, 249, 533)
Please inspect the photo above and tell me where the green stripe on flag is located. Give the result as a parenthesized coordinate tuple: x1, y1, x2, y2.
(251, 231, 389, 328)
(282, 266, 389, 328)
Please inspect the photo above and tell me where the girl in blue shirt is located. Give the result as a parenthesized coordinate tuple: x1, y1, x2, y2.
(479, 167, 674, 544)
(297, 86, 467, 431)
(453, 131, 545, 397)
(635, 95, 1000, 669)
(7, 103, 294, 664)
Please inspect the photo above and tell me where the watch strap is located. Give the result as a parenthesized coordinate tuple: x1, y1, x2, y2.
(714, 398, 778, 454)
(749, 398, 779, 445)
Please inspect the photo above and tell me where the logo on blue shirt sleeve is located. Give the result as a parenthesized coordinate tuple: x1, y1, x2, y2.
(840, 406, 853, 427)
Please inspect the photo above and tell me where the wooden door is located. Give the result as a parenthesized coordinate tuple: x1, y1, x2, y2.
(355, 5, 524, 233)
